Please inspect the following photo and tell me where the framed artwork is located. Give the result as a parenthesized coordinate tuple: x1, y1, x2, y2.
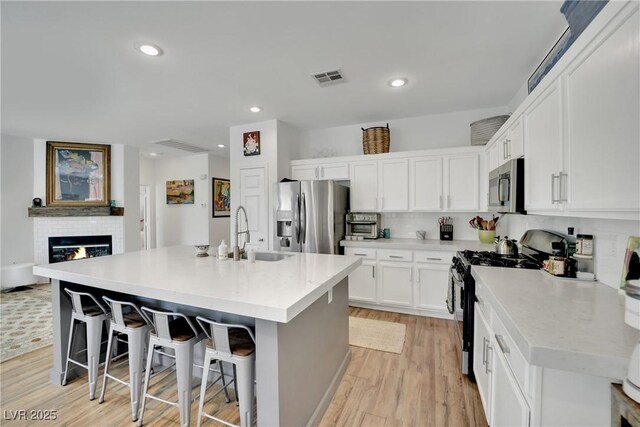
(46, 141, 111, 207)
(212, 177, 230, 218)
(621, 236, 640, 288)
(166, 179, 194, 205)
(243, 131, 260, 156)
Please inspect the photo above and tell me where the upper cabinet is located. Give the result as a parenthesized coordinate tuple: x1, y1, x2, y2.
(379, 159, 409, 211)
(410, 156, 443, 211)
(291, 162, 349, 181)
(563, 6, 640, 218)
(350, 161, 379, 212)
(444, 154, 479, 211)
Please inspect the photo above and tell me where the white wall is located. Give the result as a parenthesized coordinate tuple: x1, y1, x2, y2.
(209, 154, 230, 247)
(297, 106, 509, 159)
(139, 157, 157, 249)
(154, 153, 210, 247)
(0, 134, 35, 266)
(502, 214, 640, 289)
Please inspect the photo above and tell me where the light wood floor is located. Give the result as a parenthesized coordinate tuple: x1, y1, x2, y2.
(0, 308, 486, 426)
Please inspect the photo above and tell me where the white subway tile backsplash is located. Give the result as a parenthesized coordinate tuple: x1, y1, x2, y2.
(33, 217, 124, 265)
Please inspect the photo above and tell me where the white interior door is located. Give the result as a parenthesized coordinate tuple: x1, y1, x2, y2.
(239, 166, 268, 251)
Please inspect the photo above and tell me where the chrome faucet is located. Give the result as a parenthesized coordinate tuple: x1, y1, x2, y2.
(233, 205, 251, 261)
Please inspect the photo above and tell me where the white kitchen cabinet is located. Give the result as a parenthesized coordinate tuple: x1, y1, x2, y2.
(378, 262, 413, 307)
(474, 304, 493, 423)
(524, 81, 564, 213)
(415, 263, 449, 312)
(563, 7, 640, 217)
(379, 159, 409, 211)
(508, 115, 524, 160)
(491, 334, 530, 427)
(349, 161, 379, 212)
(347, 261, 377, 303)
(291, 162, 349, 181)
(409, 156, 443, 211)
(444, 153, 479, 211)
(291, 164, 318, 180)
(488, 140, 500, 173)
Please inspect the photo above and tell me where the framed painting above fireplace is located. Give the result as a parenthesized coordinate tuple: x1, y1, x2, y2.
(46, 141, 111, 207)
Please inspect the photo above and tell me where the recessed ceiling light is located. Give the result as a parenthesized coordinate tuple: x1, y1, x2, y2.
(249, 106, 262, 113)
(149, 152, 159, 156)
(136, 43, 163, 56)
(389, 78, 408, 88)
(217, 144, 225, 148)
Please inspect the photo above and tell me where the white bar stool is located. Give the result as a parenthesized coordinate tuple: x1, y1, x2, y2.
(62, 288, 110, 400)
(98, 297, 153, 421)
(137, 307, 206, 427)
(195, 316, 256, 427)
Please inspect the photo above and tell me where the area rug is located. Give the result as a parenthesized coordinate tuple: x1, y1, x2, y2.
(0, 284, 53, 362)
(349, 316, 406, 354)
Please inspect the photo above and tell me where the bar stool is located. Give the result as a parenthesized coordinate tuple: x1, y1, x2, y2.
(98, 297, 153, 421)
(62, 288, 110, 400)
(195, 316, 256, 427)
(137, 307, 208, 427)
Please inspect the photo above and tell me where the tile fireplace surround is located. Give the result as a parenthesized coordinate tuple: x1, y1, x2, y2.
(33, 217, 124, 266)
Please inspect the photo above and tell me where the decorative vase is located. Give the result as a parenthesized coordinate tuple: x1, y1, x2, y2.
(478, 230, 496, 244)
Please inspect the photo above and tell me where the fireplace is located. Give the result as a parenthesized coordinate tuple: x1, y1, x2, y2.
(48, 235, 112, 264)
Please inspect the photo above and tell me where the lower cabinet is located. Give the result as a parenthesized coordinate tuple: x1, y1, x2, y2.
(474, 304, 493, 422)
(415, 263, 450, 311)
(378, 262, 413, 307)
(348, 261, 376, 303)
(491, 337, 530, 427)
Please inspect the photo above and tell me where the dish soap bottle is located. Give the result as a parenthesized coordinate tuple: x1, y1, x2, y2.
(218, 240, 228, 260)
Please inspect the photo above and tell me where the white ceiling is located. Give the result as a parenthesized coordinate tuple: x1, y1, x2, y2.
(1, 1, 567, 158)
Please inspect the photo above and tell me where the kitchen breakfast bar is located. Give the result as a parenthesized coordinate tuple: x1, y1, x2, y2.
(33, 246, 362, 426)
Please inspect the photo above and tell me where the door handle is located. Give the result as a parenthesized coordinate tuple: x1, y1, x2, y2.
(482, 337, 488, 366)
(506, 139, 511, 158)
(295, 194, 301, 242)
(372, 265, 375, 279)
(321, 167, 324, 178)
(389, 255, 403, 259)
(258, 238, 264, 242)
(485, 343, 492, 374)
(439, 195, 443, 209)
(301, 193, 307, 244)
(315, 167, 319, 179)
(503, 141, 507, 160)
(354, 253, 367, 256)
(426, 257, 442, 261)
(551, 174, 560, 204)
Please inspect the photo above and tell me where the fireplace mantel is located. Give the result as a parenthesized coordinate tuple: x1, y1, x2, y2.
(28, 206, 124, 217)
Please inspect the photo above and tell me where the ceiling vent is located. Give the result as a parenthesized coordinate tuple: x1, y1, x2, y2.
(150, 139, 209, 153)
(312, 69, 345, 86)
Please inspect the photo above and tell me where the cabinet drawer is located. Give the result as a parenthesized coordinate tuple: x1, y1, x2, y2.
(413, 250, 454, 264)
(345, 247, 377, 260)
(378, 249, 413, 262)
(492, 311, 528, 395)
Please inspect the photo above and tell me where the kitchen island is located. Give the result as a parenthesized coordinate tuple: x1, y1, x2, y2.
(33, 246, 361, 427)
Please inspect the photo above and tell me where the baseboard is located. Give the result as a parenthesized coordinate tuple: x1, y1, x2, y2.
(306, 348, 352, 427)
(349, 302, 453, 320)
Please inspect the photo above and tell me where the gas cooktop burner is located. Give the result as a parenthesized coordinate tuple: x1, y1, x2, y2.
(459, 250, 541, 270)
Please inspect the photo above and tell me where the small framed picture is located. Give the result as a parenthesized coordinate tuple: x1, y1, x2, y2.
(166, 179, 195, 205)
(243, 131, 260, 156)
(212, 177, 230, 217)
(46, 141, 111, 206)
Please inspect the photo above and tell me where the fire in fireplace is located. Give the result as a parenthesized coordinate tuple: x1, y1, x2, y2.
(48, 235, 112, 264)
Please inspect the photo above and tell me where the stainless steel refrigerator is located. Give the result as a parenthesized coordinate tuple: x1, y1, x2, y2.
(274, 180, 349, 254)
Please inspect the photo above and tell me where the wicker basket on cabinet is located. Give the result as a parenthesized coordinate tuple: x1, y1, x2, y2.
(362, 124, 390, 154)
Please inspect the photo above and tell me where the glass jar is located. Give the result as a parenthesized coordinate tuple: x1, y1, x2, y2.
(576, 234, 593, 256)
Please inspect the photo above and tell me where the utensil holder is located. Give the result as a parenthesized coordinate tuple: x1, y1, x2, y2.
(440, 225, 453, 241)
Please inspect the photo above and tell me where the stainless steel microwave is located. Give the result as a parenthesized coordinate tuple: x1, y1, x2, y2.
(488, 158, 525, 214)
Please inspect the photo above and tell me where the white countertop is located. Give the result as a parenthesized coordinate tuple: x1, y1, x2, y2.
(33, 246, 361, 323)
(341, 237, 495, 252)
(471, 267, 639, 380)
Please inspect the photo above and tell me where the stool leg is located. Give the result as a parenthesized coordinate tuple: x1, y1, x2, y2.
(197, 352, 213, 427)
(128, 328, 146, 422)
(62, 318, 76, 386)
(235, 357, 255, 427)
(137, 342, 155, 427)
(85, 316, 104, 400)
(219, 361, 231, 403)
(98, 324, 115, 404)
(174, 343, 194, 427)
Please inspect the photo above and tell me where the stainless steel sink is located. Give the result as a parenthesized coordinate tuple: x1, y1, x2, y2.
(240, 252, 292, 262)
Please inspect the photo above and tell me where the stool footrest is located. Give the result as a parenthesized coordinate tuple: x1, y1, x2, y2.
(145, 393, 179, 407)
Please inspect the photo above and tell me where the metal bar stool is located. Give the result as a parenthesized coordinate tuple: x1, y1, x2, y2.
(62, 288, 110, 400)
(137, 307, 229, 427)
(98, 297, 153, 421)
(195, 316, 256, 427)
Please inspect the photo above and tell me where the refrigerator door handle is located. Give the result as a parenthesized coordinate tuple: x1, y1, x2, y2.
(301, 193, 307, 244)
(294, 194, 301, 242)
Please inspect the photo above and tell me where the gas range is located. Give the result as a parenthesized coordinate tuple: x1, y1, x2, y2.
(457, 250, 542, 270)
